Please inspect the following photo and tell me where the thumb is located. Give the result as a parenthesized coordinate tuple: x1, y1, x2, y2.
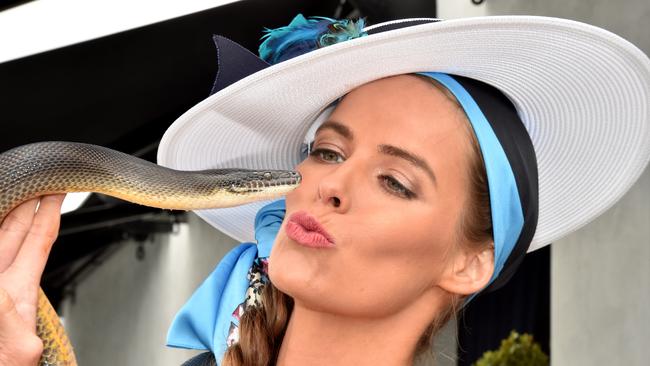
(0, 287, 26, 334)
(0, 288, 44, 365)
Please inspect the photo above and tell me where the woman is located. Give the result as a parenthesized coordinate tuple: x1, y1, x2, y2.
(232, 73, 497, 365)
(1, 13, 649, 366)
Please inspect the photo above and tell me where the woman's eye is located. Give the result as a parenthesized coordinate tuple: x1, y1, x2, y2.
(310, 148, 344, 163)
(380, 175, 416, 199)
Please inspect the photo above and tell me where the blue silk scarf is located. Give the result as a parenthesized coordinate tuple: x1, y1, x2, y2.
(166, 199, 286, 362)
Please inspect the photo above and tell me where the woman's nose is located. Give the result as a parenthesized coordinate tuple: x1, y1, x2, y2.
(317, 166, 352, 212)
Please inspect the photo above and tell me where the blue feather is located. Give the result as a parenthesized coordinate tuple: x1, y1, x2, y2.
(258, 13, 367, 65)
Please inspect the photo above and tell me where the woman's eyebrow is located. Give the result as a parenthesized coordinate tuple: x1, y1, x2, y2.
(379, 144, 437, 187)
(315, 120, 354, 140)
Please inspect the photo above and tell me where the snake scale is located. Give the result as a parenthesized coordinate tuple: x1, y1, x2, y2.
(0, 141, 301, 366)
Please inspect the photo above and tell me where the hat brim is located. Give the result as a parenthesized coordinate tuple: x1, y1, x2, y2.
(157, 15, 650, 251)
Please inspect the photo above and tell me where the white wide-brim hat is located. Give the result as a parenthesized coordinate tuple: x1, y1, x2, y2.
(157, 15, 650, 252)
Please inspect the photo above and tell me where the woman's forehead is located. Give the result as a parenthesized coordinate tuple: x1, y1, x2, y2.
(328, 76, 468, 139)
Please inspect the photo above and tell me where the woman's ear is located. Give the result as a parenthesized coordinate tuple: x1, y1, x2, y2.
(437, 242, 494, 295)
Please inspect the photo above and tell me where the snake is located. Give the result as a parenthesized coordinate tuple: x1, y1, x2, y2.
(0, 141, 301, 366)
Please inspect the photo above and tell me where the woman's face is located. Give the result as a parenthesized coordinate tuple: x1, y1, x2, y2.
(269, 74, 474, 318)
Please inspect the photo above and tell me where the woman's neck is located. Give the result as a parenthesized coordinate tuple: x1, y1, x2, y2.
(275, 290, 444, 366)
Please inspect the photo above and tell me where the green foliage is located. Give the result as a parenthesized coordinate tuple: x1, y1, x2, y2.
(473, 330, 549, 366)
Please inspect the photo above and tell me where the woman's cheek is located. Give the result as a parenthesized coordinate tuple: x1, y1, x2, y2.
(286, 160, 318, 204)
(268, 230, 289, 288)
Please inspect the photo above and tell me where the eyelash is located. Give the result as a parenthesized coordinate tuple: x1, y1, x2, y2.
(309, 147, 416, 200)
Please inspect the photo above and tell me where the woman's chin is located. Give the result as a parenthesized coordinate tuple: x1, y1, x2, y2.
(268, 236, 327, 299)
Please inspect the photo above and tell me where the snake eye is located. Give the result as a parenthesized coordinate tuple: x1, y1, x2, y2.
(263, 172, 272, 180)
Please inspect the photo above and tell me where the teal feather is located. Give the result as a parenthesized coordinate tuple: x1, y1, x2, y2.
(258, 13, 367, 65)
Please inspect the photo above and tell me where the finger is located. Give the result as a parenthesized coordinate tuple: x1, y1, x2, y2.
(12, 194, 66, 281)
(0, 198, 40, 272)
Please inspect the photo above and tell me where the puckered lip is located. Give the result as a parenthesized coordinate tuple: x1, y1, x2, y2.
(287, 210, 336, 244)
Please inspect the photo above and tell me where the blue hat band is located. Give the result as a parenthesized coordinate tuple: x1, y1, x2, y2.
(417, 72, 525, 293)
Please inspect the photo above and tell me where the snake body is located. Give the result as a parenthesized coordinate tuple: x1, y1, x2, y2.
(0, 141, 301, 366)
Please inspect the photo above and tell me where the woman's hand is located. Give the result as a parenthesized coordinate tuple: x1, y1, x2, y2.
(0, 194, 66, 366)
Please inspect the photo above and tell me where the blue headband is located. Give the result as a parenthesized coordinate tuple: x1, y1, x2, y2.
(417, 72, 524, 296)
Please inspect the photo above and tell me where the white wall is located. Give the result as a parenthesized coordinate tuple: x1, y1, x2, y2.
(62, 213, 239, 365)
(552, 165, 650, 366)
